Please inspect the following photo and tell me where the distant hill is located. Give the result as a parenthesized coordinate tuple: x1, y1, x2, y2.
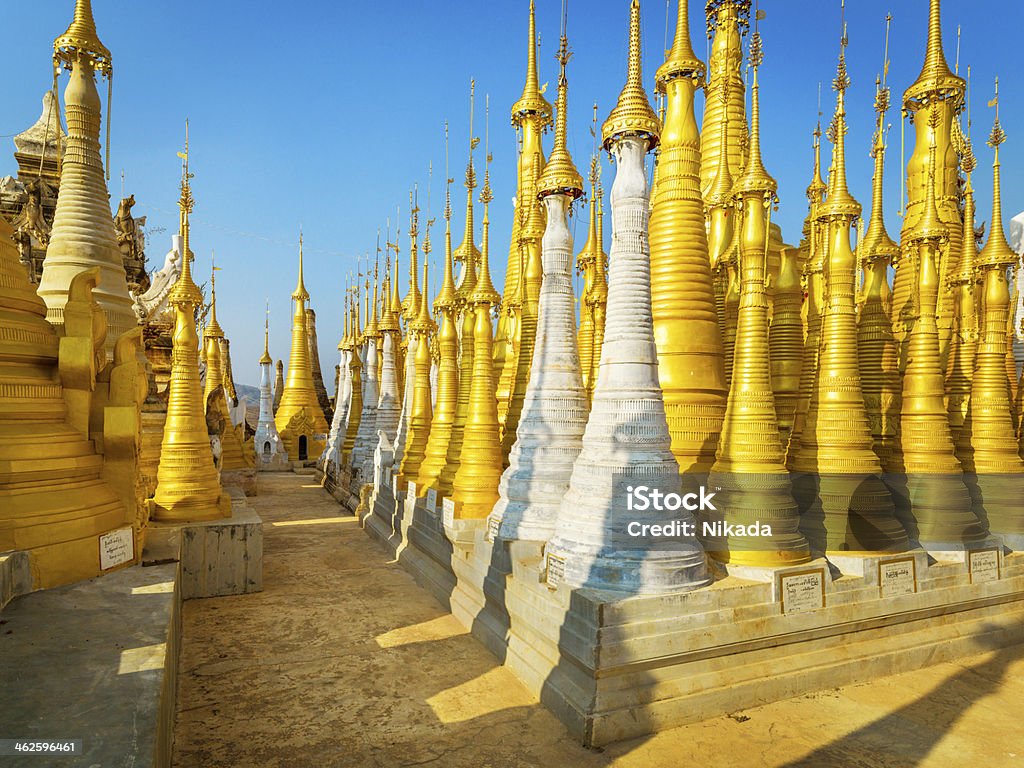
(236, 384, 260, 402)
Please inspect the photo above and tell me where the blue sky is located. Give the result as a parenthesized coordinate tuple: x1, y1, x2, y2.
(2, 1, 1021, 389)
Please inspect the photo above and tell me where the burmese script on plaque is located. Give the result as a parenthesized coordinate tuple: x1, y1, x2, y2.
(879, 557, 917, 597)
(99, 527, 134, 571)
(969, 549, 1000, 584)
(781, 570, 825, 614)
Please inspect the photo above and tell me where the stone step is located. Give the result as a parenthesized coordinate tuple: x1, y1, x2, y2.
(0, 564, 180, 767)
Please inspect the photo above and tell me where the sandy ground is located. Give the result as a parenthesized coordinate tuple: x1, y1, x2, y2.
(172, 472, 1024, 768)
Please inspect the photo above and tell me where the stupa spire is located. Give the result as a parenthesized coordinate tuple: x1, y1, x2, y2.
(202, 257, 226, 406)
(601, 0, 661, 150)
(546, 0, 708, 593)
(417, 150, 462, 495)
(650, 0, 725, 474)
(705, 18, 809, 565)
(576, 150, 600, 396)
(699, 0, 749, 198)
(451, 99, 503, 518)
(491, 8, 589, 540)
(959, 85, 1024, 543)
(978, 80, 1013, 269)
(454, 80, 481, 295)
(657, 0, 704, 83)
(261, 301, 273, 365)
(497, 0, 553, 437)
(151, 133, 230, 522)
(398, 250, 437, 486)
(511, 0, 553, 126)
(38, 0, 134, 356)
(858, 16, 902, 472)
(791, 20, 907, 553)
(275, 231, 329, 462)
(898, 0, 966, 371)
(256, 300, 287, 467)
(897, 107, 986, 548)
(445, 89, 483, 493)
(402, 187, 421, 322)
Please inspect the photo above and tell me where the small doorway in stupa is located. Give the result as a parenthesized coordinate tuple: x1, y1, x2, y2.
(298, 435, 308, 461)
(263, 442, 271, 456)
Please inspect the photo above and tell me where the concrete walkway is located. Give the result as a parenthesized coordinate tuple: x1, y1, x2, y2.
(172, 473, 1024, 768)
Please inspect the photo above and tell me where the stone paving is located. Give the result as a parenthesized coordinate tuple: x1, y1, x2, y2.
(172, 472, 1024, 768)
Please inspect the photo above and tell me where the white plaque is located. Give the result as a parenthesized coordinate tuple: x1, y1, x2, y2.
(426, 487, 437, 514)
(99, 527, 134, 571)
(486, 515, 501, 542)
(969, 548, 1000, 584)
(407, 481, 418, 498)
(442, 498, 456, 529)
(546, 554, 565, 589)
(780, 569, 825, 614)
(879, 557, 917, 597)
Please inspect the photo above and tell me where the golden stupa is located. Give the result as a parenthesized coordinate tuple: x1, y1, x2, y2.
(495, 0, 551, 440)
(449, 125, 503, 518)
(705, 27, 809, 566)
(651, 0, 728, 477)
(36, 0, 138, 357)
(149, 143, 230, 523)
(275, 235, 329, 462)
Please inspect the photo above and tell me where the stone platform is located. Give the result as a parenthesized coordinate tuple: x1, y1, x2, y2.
(345, 471, 1024, 747)
(0, 563, 180, 768)
(178, 471, 1024, 766)
(142, 486, 263, 599)
(0, 550, 31, 611)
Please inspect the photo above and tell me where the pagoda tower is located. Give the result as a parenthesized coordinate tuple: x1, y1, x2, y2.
(769, 244, 803, 444)
(202, 262, 225, 407)
(368, 253, 402, 479)
(576, 148, 607, 399)
(947, 110, 980, 453)
(896, 110, 986, 550)
(350, 257, 382, 478)
(150, 145, 229, 522)
(495, 0, 552, 436)
(961, 93, 1024, 545)
(789, 32, 906, 554)
(706, 84, 738, 388)
(650, 0, 727, 477)
(490, 25, 587, 542)
(8, 91, 66, 284)
(700, 0, 748, 198)
(273, 360, 284, 412)
(255, 304, 287, 467)
(440, 92, 481, 495)
(306, 308, 335, 425)
(858, 32, 903, 474)
(545, 0, 708, 594)
(393, 205, 420, 469)
(704, 26, 809, 566)
(416, 169, 461, 495)
(586, 174, 609, 401)
(449, 121, 504, 519)
(37, 0, 137, 357)
(787, 140, 830, 468)
(397, 256, 437, 487)
(275, 234, 329, 463)
(894, 0, 966, 369)
(323, 290, 352, 471)
(341, 285, 363, 464)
